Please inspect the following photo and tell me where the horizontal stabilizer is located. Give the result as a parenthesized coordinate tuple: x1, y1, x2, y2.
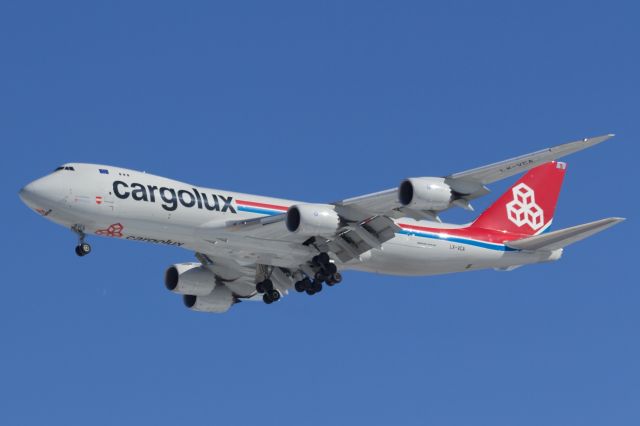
(505, 217, 625, 251)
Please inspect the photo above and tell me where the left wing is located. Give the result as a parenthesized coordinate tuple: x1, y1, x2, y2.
(221, 213, 400, 263)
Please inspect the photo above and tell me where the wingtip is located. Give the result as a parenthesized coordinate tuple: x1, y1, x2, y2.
(601, 217, 626, 227)
(584, 134, 615, 143)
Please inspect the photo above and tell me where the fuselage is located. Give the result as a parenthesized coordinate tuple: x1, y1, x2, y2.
(19, 163, 561, 276)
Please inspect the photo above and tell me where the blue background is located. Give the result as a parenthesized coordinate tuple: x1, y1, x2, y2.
(1, 1, 638, 424)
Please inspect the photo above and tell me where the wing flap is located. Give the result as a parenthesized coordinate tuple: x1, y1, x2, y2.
(505, 217, 624, 251)
(322, 215, 400, 262)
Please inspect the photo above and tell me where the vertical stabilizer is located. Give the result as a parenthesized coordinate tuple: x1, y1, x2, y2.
(470, 161, 567, 235)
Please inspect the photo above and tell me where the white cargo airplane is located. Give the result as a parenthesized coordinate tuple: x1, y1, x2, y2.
(19, 135, 624, 313)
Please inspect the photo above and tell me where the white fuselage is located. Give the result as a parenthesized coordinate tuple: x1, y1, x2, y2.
(19, 163, 560, 276)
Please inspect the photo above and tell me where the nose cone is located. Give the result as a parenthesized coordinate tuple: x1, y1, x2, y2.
(19, 181, 40, 207)
(19, 175, 62, 211)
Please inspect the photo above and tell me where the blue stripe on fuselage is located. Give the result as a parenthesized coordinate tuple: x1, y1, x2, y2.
(398, 229, 517, 251)
(237, 206, 283, 216)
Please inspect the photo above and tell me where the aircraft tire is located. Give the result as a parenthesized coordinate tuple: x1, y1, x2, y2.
(324, 263, 337, 275)
(80, 242, 91, 255)
(267, 289, 281, 302)
(317, 252, 330, 266)
(294, 281, 306, 292)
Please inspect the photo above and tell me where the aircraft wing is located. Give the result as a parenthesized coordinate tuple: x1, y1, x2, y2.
(335, 134, 614, 221)
(220, 213, 400, 263)
(445, 134, 614, 188)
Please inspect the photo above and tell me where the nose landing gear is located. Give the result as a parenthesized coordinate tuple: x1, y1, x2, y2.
(72, 224, 92, 257)
(75, 242, 92, 257)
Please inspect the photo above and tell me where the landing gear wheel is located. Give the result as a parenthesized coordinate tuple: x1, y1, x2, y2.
(262, 279, 274, 292)
(317, 252, 330, 266)
(324, 263, 337, 275)
(315, 271, 328, 283)
(80, 242, 91, 255)
(263, 289, 281, 304)
(295, 278, 310, 293)
(326, 272, 342, 286)
(256, 279, 274, 294)
(267, 289, 281, 302)
(305, 279, 322, 296)
(75, 243, 91, 257)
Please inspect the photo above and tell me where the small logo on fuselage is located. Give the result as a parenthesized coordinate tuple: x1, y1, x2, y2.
(112, 181, 237, 213)
(96, 223, 124, 237)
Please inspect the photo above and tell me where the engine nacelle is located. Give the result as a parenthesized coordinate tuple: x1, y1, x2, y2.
(183, 286, 234, 313)
(285, 203, 340, 236)
(398, 177, 452, 211)
(164, 262, 215, 296)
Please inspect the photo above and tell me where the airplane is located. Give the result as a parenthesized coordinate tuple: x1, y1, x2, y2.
(18, 135, 624, 313)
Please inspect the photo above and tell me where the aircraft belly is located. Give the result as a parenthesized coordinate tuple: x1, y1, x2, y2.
(351, 234, 507, 276)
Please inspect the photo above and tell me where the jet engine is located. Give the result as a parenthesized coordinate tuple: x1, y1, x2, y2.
(285, 203, 340, 236)
(398, 177, 452, 211)
(164, 262, 216, 296)
(183, 286, 235, 313)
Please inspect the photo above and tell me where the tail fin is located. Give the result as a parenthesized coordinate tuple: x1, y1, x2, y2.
(470, 161, 567, 235)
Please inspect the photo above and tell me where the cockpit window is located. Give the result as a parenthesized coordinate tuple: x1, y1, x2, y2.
(65, 166, 75, 171)
(53, 166, 75, 172)
(54, 166, 64, 171)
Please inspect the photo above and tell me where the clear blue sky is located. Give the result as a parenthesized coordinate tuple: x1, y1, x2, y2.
(1, 1, 638, 425)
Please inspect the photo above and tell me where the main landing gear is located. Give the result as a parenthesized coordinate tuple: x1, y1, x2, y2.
(294, 253, 342, 296)
(256, 278, 281, 304)
(257, 253, 342, 305)
(72, 225, 92, 257)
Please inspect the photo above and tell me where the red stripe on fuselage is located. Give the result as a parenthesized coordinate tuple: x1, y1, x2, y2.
(398, 223, 530, 244)
(236, 199, 289, 211)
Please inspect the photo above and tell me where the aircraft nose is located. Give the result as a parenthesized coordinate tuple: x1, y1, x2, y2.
(19, 181, 39, 206)
(19, 176, 60, 209)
